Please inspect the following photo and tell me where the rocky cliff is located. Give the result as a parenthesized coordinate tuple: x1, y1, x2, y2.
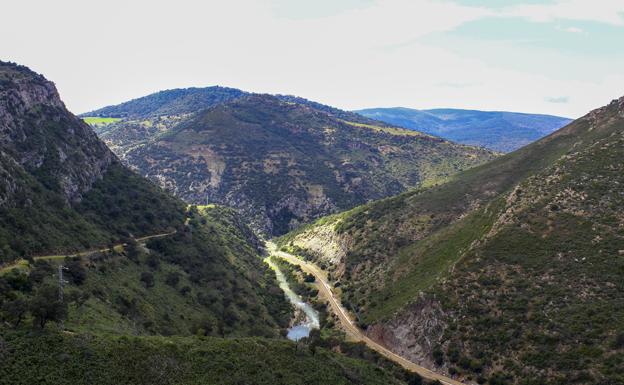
(0, 62, 113, 204)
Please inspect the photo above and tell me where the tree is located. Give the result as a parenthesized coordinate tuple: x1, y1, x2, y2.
(1, 297, 28, 327)
(126, 239, 141, 263)
(146, 254, 160, 270)
(64, 258, 86, 285)
(307, 328, 322, 354)
(165, 272, 180, 287)
(5, 270, 32, 292)
(30, 285, 67, 329)
(29, 260, 54, 284)
(140, 271, 154, 288)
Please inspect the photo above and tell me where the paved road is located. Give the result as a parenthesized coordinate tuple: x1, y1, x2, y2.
(0, 231, 176, 274)
(267, 241, 467, 385)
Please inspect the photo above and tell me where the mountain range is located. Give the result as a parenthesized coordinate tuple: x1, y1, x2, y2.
(3, 59, 624, 385)
(355, 107, 572, 152)
(0, 62, 428, 385)
(83, 88, 495, 235)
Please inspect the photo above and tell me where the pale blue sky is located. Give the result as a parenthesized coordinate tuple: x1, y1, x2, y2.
(2, 0, 623, 117)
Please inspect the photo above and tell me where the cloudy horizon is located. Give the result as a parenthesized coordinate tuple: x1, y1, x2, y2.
(3, 0, 624, 118)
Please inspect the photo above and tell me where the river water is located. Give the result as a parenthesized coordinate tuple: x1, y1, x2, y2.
(265, 257, 319, 341)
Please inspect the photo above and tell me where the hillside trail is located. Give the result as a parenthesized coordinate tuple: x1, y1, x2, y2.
(266, 241, 468, 385)
(0, 231, 176, 274)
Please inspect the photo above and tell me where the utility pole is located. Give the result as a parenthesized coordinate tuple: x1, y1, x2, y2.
(58, 264, 68, 329)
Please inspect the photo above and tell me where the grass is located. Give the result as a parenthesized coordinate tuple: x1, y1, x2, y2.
(340, 120, 433, 138)
(0, 331, 406, 385)
(82, 116, 122, 126)
(358, 199, 504, 323)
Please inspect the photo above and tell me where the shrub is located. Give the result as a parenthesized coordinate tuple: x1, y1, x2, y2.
(140, 272, 154, 288)
(165, 272, 181, 287)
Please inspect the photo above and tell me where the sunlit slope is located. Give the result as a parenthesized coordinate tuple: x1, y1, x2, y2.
(281, 96, 624, 384)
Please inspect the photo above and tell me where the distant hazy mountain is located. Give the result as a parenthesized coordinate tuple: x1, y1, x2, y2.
(355, 107, 572, 152)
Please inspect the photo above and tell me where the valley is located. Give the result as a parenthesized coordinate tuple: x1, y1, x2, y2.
(267, 241, 466, 385)
(278, 96, 624, 384)
(1, 15, 623, 383)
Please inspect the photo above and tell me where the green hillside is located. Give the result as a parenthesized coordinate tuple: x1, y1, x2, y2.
(279, 96, 624, 384)
(0, 62, 185, 263)
(0, 331, 416, 385)
(90, 92, 496, 235)
(0, 61, 428, 385)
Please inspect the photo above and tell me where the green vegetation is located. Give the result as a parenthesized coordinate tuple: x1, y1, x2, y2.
(0, 206, 291, 338)
(95, 93, 495, 235)
(1, 61, 440, 385)
(82, 116, 121, 126)
(0, 162, 185, 264)
(81, 86, 246, 119)
(281, 96, 624, 383)
(0, 61, 186, 264)
(0, 331, 408, 385)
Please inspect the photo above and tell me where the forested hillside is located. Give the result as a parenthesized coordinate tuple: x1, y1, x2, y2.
(87, 91, 496, 235)
(281, 96, 624, 384)
(0, 61, 428, 385)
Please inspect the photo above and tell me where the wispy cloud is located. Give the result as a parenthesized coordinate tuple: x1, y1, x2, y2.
(498, 0, 624, 25)
(545, 96, 570, 104)
(558, 26, 584, 33)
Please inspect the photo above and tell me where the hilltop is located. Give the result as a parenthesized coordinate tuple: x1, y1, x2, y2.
(86, 89, 496, 235)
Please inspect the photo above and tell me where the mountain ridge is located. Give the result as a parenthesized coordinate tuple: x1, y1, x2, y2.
(279, 95, 624, 384)
(356, 106, 572, 152)
(88, 90, 496, 235)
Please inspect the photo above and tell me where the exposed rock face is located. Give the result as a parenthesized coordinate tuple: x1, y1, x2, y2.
(0, 61, 114, 205)
(91, 92, 496, 235)
(365, 295, 448, 371)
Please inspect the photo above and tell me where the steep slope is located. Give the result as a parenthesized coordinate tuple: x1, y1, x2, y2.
(281, 96, 624, 384)
(0, 61, 292, 337)
(1, 332, 419, 385)
(87, 92, 496, 235)
(0, 62, 434, 385)
(0, 62, 185, 263)
(356, 107, 571, 152)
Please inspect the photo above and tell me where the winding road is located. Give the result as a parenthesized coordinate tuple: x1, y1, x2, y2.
(266, 241, 467, 385)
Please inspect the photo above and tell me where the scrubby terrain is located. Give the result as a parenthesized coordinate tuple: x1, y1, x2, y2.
(0, 61, 430, 385)
(86, 89, 496, 235)
(281, 96, 624, 384)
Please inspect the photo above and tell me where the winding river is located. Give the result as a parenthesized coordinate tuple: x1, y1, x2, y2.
(264, 256, 319, 341)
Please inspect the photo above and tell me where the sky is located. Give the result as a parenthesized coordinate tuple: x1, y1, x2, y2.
(2, 0, 624, 118)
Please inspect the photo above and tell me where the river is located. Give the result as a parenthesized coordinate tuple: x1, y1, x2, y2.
(264, 256, 320, 341)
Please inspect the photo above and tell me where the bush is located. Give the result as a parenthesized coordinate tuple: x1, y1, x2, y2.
(140, 272, 154, 288)
(64, 258, 86, 285)
(165, 272, 181, 287)
(146, 254, 160, 270)
(29, 284, 67, 328)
